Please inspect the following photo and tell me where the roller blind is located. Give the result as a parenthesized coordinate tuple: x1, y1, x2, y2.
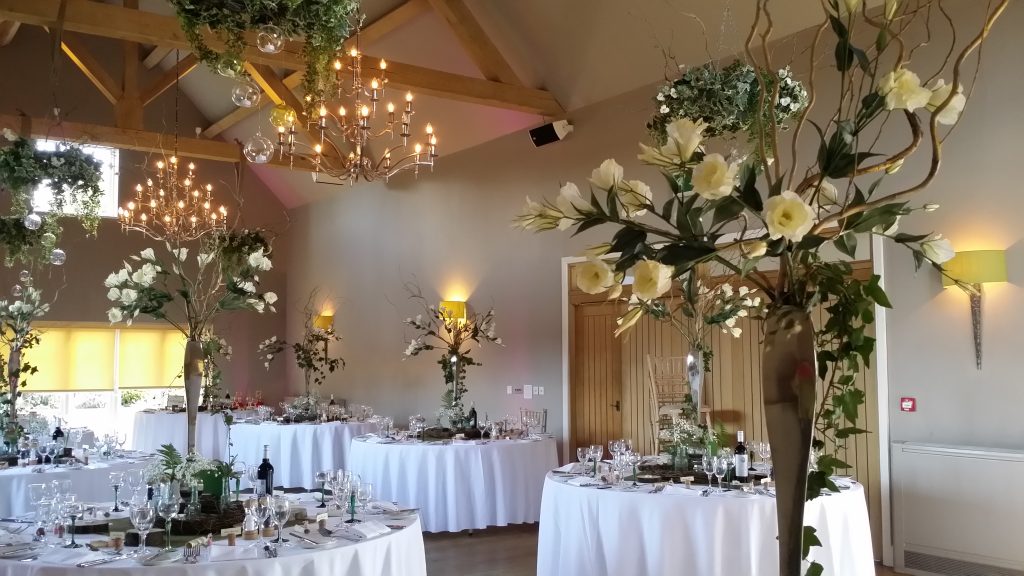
(118, 328, 187, 389)
(23, 327, 116, 391)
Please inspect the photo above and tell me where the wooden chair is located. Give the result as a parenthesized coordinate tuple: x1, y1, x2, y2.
(520, 407, 548, 434)
(646, 355, 711, 452)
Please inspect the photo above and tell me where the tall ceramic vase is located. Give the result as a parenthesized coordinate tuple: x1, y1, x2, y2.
(6, 345, 20, 423)
(183, 340, 204, 455)
(685, 350, 703, 421)
(761, 306, 817, 576)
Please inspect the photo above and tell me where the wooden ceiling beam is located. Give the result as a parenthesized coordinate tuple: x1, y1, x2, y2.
(0, 19, 18, 46)
(425, 0, 521, 85)
(348, 0, 429, 48)
(0, 0, 562, 116)
(59, 32, 121, 104)
(141, 52, 198, 106)
(115, 0, 142, 130)
(244, 63, 305, 115)
(142, 45, 172, 69)
(201, 71, 301, 139)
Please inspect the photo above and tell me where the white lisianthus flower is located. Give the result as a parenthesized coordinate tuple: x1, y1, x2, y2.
(691, 153, 739, 200)
(116, 269, 130, 284)
(173, 247, 188, 262)
(1, 128, 18, 142)
(583, 243, 612, 258)
(238, 281, 256, 294)
(247, 298, 266, 313)
(614, 306, 645, 337)
(877, 68, 932, 112)
(764, 191, 816, 242)
(119, 288, 138, 305)
(741, 240, 768, 259)
(106, 287, 121, 301)
(841, 0, 861, 13)
(247, 249, 272, 271)
(817, 180, 840, 207)
(637, 142, 679, 168)
(616, 180, 652, 217)
(921, 234, 955, 264)
(926, 79, 966, 125)
(103, 272, 121, 288)
(664, 118, 706, 162)
(139, 248, 156, 261)
(197, 252, 215, 268)
(513, 196, 562, 231)
(885, 0, 899, 19)
(107, 308, 123, 323)
(264, 291, 278, 305)
(555, 182, 592, 229)
(631, 260, 674, 300)
(589, 159, 624, 191)
(576, 259, 615, 295)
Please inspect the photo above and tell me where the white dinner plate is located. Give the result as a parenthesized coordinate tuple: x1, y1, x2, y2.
(137, 550, 183, 565)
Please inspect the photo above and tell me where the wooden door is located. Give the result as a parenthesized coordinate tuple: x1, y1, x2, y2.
(569, 300, 623, 452)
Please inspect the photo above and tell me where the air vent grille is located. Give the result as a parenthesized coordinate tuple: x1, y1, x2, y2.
(905, 551, 1024, 576)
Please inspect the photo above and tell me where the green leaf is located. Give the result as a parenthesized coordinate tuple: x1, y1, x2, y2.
(891, 232, 930, 244)
(802, 525, 823, 559)
(737, 162, 764, 212)
(834, 233, 858, 259)
(835, 426, 870, 439)
(656, 243, 717, 268)
(828, 15, 849, 40)
(834, 41, 855, 72)
(712, 197, 745, 226)
(570, 218, 605, 237)
(797, 235, 828, 250)
(661, 197, 675, 221)
(806, 562, 825, 576)
(865, 275, 892, 308)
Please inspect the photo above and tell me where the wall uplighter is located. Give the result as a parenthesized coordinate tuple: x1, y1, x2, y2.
(941, 249, 1007, 369)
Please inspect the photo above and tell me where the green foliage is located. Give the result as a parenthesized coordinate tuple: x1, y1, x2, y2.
(169, 0, 360, 111)
(120, 389, 144, 407)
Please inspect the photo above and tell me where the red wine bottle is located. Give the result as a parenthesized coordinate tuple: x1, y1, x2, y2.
(257, 444, 274, 496)
(734, 431, 749, 483)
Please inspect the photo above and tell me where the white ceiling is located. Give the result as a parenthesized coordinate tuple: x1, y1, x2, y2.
(148, 0, 860, 206)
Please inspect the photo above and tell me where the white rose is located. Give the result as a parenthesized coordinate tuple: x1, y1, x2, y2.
(107, 308, 123, 323)
(691, 153, 739, 200)
(139, 248, 156, 261)
(631, 260, 674, 300)
(1, 128, 18, 141)
(576, 259, 615, 295)
(589, 159, 623, 191)
(106, 287, 121, 301)
(616, 180, 652, 217)
(921, 234, 955, 264)
(926, 79, 965, 125)
(764, 190, 816, 242)
(555, 182, 592, 229)
(663, 118, 706, 162)
(264, 291, 278, 305)
(877, 68, 931, 112)
(119, 288, 138, 305)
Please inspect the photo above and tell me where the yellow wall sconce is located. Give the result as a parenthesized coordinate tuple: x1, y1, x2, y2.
(941, 249, 1007, 369)
(313, 313, 334, 330)
(439, 300, 467, 322)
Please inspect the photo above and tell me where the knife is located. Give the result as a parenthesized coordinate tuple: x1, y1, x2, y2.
(289, 531, 326, 546)
(0, 518, 34, 524)
(77, 554, 128, 567)
(0, 545, 39, 557)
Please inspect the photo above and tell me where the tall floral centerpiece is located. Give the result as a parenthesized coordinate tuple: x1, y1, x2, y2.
(199, 330, 232, 408)
(258, 291, 344, 415)
(516, 2, 1007, 572)
(402, 285, 501, 429)
(104, 231, 277, 454)
(0, 287, 48, 448)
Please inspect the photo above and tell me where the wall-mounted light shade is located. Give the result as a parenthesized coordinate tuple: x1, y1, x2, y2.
(941, 250, 1007, 287)
(313, 314, 334, 330)
(439, 300, 467, 321)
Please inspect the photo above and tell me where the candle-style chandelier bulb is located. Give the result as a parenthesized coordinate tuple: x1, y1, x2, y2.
(118, 155, 227, 242)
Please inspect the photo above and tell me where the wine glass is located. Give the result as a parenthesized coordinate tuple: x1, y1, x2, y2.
(125, 469, 145, 497)
(109, 472, 124, 512)
(702, 454, 716, 493)
(63, 500, 83, 548)
(758, 441, 773, 479)
(356, 482, 373, 520)
(714, 457, 729, 493)
(129, 499, 155, 556)
(115, 432, 127, 456)
(246, 465, 261, 494)
(155, 487, 180, 551)
(588, 445, 603, 477)
(254, 495, 274, 547)
(315, 471, 329, 508)
(576, 447, 588, 474)
(271, 497, 290, 544)
(28, 484, 45, 541)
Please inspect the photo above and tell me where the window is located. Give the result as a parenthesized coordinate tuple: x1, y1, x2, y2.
(32, 140, 119, 217)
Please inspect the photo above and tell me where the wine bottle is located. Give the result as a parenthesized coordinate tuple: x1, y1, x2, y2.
(734, 430, 749, 483)
(328, 395, 337, 406)
(52, 424, 64, 442)
(467, 402, 478, 430)
(257, 444, 274, 496)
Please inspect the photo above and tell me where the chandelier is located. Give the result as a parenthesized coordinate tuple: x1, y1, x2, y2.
(118, 155, 227, 242)
(269, 23, 438, 185)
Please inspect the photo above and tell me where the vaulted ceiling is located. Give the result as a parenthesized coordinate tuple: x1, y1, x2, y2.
(0, 0, 858, 207)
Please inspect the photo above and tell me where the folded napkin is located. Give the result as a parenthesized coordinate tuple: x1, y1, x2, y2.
(370, 501, 399, 513)
(209, 544, 259, 562)
(662, 484, 701, 496)
(363, 435, 394, 444)
(553, 463, 579, 473)
(333, 520, 390, 540)
(566, 476, 601, 487)
(830, 477, 854, 489)
(451, 439, 480, 445)
(40, 548, 103, 565)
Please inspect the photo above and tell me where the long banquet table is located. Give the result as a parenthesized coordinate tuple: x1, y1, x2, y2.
(348, 437, 558, 533)
(232, 421, 377, 490)
(0, 457, 151, 517)
(536, 472, 875, 576)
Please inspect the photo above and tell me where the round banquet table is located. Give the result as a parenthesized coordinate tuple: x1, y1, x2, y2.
(0, 457, 151, 518)
(536, 473, 875, 576)
(231, 421, 377, 490)
(131, 412, 232, 458)
(349, 437, 559, 533)
(0, 515, 427, 576)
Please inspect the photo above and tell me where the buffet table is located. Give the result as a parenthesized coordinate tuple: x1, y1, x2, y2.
(0, 457, 151, 518)
(232, 421, 377, 490)
(131, 412, 232, 458)
(536, 473, 875, 576)
(348, 437, 558, 533)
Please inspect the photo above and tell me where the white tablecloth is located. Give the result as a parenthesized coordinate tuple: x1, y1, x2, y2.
(537, 474, 875, 576)
(0, 516, 427, 576)
(131, 412, 231, 458)
(349, 438, 558, 533)
(232, 422, 377, 490)
(0, 459, 151, 517)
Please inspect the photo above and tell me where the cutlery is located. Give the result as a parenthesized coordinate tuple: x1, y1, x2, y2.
(0, 545, 40, 558)
(77, 553, 128, 567)
(262, 544, 278, 558)
(19, 555, 38, 562)
(0, 518, 34, 524)
(290, 531, 324, 546)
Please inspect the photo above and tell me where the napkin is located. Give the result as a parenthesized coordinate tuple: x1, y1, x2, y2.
(209, 544, 259, 562)
(554, 463, 583, 474)
(566, 476, 601, 487)
(291, 530, 334, 546)
(41, 548, 104, 565)
(333, 520, 390, 540)
(830, 476, 854, 489)
(370, 501, 399, 513)
(451, 439, 480, 445)
(662, 484, 701, 496)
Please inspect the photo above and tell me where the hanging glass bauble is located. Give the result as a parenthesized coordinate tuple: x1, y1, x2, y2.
(256, 25, 286, 54)
(11, 284, 22, 297)
(231, 79, 261, 108)
(18, 270, 30, 283)
(23, 213, 42, 230)
(216, 58, 243, 78)
(50, 248, 66, 266)
(269, 104, 297, 129)
(40, 232, 56, 246)
(243, 134, 275, 164)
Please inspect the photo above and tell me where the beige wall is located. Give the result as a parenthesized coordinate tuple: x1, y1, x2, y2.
(0, 27, 291, 399)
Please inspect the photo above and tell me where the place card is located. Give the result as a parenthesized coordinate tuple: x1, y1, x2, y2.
(220, 527, 242, 537)
(108, 531, 125, 540)
(315, 512, 329, 523)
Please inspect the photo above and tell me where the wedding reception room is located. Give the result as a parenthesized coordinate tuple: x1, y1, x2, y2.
(0, 0, 1019, 575)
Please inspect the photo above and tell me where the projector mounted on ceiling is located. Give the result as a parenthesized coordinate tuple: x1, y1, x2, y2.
(529, 120, 573, 147)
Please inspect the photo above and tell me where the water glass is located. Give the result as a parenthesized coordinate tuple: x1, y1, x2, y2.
(125, 469, 145, 497)
(129, 500, 156, 556)
(576, 447, 588, 473)
(315, 471, 329, 508)
(272, 498, 290, 544)
(63, 500, 83, 548)
(109, 472, 123, 512)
